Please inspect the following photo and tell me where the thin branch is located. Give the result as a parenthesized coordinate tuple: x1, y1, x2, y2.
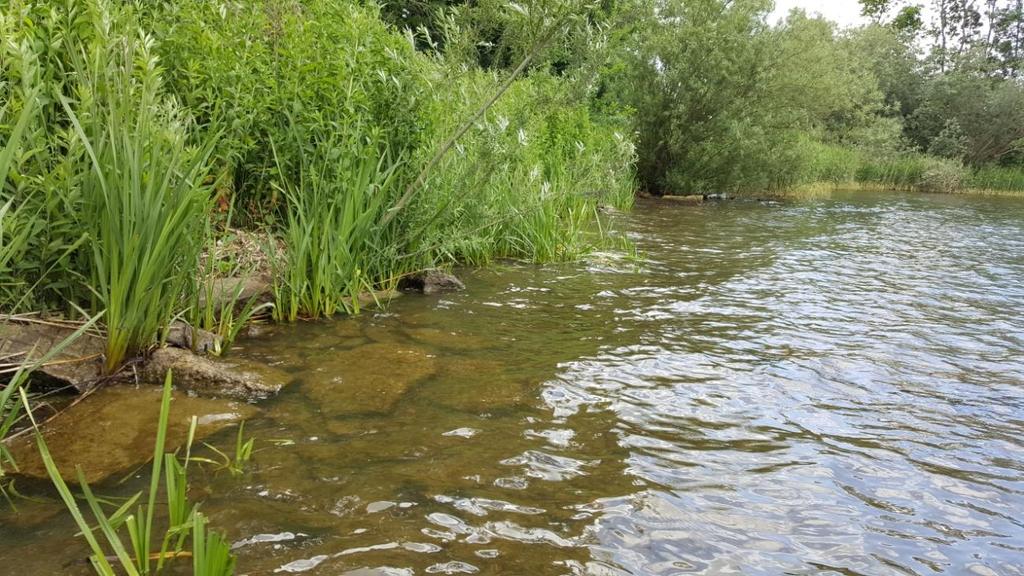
(382, 15, 567, 226)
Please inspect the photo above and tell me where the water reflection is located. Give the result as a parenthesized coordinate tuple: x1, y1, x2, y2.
(2, 191, 1023, 575)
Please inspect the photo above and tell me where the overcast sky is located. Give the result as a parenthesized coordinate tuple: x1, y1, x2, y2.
(770, 0, 867, 26)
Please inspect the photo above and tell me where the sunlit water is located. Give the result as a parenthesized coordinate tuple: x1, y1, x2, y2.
(4, 191, 1024, 575)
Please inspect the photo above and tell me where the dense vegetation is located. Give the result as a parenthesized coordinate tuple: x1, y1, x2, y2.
(0, 0, 635, 370)
(2, 1, 1023, 573)
(2, 0, 1023, 368)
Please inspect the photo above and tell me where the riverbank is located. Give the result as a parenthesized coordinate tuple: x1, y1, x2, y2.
(0, 1, 636, 380)
(784, 181, 1024, 198)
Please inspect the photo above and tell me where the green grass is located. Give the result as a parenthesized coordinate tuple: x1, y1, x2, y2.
(270, 133, 402, 322)
(791, 141, 1024, 195)
(0, 88, 40, 309)
(64, 31, 217, 372)
(967, 165, 1024, 193)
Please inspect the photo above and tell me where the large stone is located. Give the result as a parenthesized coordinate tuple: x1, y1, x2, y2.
(6, 385, 258, 484)
(0, 321, 105, 392)
(302, 343, 437, 416)
(141, 347, 289, 401)
(197, 275, 274, 313)
(398, 269, 466, 295)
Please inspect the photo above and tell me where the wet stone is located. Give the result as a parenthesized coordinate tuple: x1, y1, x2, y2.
(432, 358, 529, 413)
(0, 321, 106, 392)
(7, 385, 257, 484)
(141, 347, 290, 401)
(303, 343, 438, 416)
(404, 328, 490, 351)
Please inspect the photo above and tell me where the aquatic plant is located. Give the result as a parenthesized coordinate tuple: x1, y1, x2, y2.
(194, 421, 255, 477)
(30, 371, 236, 575)
(270, 132, 402, 321)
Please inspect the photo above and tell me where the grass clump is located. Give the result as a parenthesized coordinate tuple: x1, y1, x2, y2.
(271, 134, 402, 322)
(66, 30, 217, 372)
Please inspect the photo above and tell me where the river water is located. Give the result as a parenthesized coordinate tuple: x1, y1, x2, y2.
(5, 191, 1024, 575)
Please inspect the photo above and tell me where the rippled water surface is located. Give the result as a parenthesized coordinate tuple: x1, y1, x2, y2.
(6, 191, 1024, 575)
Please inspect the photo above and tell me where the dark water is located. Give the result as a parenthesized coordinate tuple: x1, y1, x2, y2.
(5, 191, 1024, 575)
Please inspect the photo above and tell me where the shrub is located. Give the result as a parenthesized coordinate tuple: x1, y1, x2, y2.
(143, 0, 430, 215)
(918, 158, 966, 194)
(398, 70, 636, 266)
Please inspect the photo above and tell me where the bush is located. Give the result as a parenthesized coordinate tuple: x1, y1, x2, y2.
(143, 0, 430, 214)
(397, 70, 636, 265)
(918, 158, 967, 193)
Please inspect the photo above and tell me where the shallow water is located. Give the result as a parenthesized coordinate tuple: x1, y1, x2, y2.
(4, 191, 1024, 575)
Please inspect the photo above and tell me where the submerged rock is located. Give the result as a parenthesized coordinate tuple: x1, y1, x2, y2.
(141, 347, 288, 401)
(7, 385, 257, 484)
(303, 343, 437, 416)
(399, 269, 466, 295)
(432, 358, 529, 414)
(0, 321, 105, 392)
(404, 327, 490, 351)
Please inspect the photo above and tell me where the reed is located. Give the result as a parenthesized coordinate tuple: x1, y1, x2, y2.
(64, 31, 217, 372)
(270, 133, 401, 321)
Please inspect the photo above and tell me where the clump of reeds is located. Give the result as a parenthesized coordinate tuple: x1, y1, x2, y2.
(65, 27, 217, 372)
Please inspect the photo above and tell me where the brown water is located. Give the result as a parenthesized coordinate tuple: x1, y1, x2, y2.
(4, 191, 1024, 575)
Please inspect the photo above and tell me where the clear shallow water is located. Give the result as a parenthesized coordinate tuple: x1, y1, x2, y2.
(4, 191, 1024, 575)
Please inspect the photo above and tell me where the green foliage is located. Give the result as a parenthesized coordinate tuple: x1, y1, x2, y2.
(968, 164, 1024, 191)
(907, 68, 1024, 165)
(0, 86, 38, 308)
(195, 421, 256, 477)
(31, 371, 236, 575)
(271, 132, 402, 321)
(2, 0, 637, 345)
(610, 1, 886, 194)
(919, 157, 968, 193)
(399, 70, 636, 265)
(143, 0, 429, 214)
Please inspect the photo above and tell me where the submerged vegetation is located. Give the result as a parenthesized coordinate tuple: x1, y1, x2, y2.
(32, 372, 236, 575)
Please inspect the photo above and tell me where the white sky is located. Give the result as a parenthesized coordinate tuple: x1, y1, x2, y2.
(770, 0, 868, 26)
